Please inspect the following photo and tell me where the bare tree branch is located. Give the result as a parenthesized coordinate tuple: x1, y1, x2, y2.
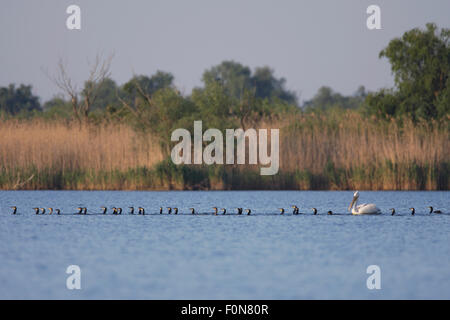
(44, 53, 113, 124)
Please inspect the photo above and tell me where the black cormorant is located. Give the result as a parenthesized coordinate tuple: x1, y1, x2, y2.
(428, 206, 442, 214)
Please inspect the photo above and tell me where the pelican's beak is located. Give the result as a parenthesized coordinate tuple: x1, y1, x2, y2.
(348, 196, 356, 211)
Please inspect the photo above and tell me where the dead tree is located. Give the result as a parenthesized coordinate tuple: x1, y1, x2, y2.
(47, 54, 113, 124)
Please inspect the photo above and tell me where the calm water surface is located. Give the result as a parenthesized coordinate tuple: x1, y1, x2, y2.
(0, 190, 449, 299)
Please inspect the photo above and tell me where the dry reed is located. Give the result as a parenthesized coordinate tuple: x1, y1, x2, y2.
(0, 112, 448, 190)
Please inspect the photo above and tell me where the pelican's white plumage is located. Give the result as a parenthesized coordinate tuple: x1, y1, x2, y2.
(348, 191, 381, 215)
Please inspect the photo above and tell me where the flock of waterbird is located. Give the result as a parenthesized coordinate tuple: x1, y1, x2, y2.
(7, 191, 445, 216)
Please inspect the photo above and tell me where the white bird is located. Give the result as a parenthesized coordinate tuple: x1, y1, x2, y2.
(348, 191, 381, 215)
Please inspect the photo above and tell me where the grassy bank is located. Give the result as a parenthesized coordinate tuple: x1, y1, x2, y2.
(0, 112, 448, 190)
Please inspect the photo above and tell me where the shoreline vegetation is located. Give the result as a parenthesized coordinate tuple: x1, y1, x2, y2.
(0, 112, 447, 191)
(0, 23, 448, 191)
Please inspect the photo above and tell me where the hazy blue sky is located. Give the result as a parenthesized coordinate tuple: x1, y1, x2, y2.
(1, 0, 449, 103)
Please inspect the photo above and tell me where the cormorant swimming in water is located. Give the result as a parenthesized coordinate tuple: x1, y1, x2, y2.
(40, 208, 46, 215)
(138, 207, 145, 215)
(246, 209, 251, 215)
(327, 210, 333, 215)
(56, 209, 61, 215)
(292, 205, 299, 215)
(213, 207, 218, 215)
(77, 207, 83, 215)
(48, 208, 53, 215)
(390, 208, 396, 216)
(11, 206, 17, 215)
(410, 208, 415, 216)
(190, 208, 195, 215)
(129, 207, 134, 214)
(112, 207, 117, 215)
(101, 207, 107, 214)
(83, 207, 88, 215)
(174, 208, 178, 215)
(312, 208, 318, 215)
(237, 208, 243, 215)
(428, 206, 442, 214)
(160, 207, 163, 214)
(33, 208, 39, 215)
(279, 208, 285, 215)
(221, 208, 226, 215)
(167, 207, 172, 214)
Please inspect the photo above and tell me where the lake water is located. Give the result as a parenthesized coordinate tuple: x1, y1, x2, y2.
(0, 190, 449, 299)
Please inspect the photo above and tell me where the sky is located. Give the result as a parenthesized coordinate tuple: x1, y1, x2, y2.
(0, 0, 449, 104)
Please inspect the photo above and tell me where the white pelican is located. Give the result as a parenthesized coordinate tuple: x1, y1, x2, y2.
(348, 191, 381, 215)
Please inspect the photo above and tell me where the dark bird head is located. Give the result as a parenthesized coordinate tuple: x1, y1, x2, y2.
(327, 210, 333, 215)
(312, 208, 318, 215)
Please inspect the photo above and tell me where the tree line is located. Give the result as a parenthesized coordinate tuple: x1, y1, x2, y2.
(1, 23, 448, 126)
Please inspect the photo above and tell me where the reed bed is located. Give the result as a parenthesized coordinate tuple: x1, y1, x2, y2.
(0, 112, 448, 190)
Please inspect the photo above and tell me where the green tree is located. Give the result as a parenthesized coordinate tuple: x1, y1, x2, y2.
(367, 23, 449, 120)
(201, 61, 297, 105)
(251, 66, 297, 105)
(122, 71, 174, 103)
(81, 77, 119, 111)
(42, 95, 72, 119)
(0, 84, 41, 115)
(303, 86, 366, 111)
